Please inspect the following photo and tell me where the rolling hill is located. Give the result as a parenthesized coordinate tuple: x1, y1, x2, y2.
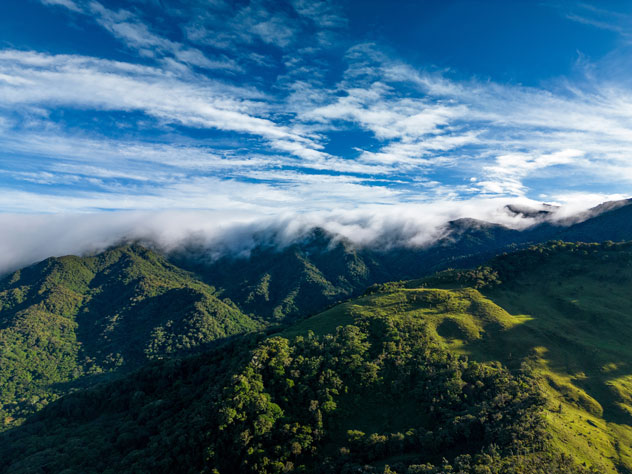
(3, 200, 632, 472)
(288, 240, 632, 472)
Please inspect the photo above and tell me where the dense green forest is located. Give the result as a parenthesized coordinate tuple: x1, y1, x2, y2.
(1, 301, 596, 473)
(4, 240, 632, 472)
(4, 202, 632, 472)
(0, 245, 260, 427)
(5, 200, 631, 432)
(296, 240, 632, 472)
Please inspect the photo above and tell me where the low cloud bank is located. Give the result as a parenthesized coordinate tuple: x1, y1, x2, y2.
(0, 197, 624, 275)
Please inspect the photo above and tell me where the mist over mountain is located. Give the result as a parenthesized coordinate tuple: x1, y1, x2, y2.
(6, 0, 632, 471)
(0, 198, 628, 426)
(2, 200, 632, 472)
(173, 198, 632, 321)
(0, 198, 628, 277)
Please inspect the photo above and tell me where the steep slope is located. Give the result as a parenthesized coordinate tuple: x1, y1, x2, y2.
(288, 241, 632, 473)
(176, 199, 632, 324)
(0, 244, 261, 428)
(4, 242, 631, 473)
(181, 229, 390, 323)
(174, 222, 524, 323)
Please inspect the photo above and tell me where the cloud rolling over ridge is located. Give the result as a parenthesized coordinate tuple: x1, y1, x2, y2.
(0, 195, 625, 275)
(1, 0, 632, 272)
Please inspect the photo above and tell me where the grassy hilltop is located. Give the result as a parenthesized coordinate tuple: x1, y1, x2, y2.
(288, 241, 632, 472)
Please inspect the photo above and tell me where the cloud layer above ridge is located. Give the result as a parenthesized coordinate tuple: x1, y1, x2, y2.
(0, 1, 631, 272)
(0, 194, 627, 275)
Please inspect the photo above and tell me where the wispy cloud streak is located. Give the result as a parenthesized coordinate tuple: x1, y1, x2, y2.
(0, 0, 630, 216)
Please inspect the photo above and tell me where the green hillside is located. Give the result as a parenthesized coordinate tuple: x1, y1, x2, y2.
(0, 301, 591, 473)
(175, 223, 534, 324)
(0, 244, 261, 428)
(176, 229, 389, 323)
(4, 241, 632, 472)
(287, 241, 632, 473)
(178, 201, 632, 325)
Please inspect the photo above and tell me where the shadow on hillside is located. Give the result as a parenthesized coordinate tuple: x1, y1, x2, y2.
(75, 282, 212, 369)
(48, 367, 130, 395)
(460, 290, 632, 427)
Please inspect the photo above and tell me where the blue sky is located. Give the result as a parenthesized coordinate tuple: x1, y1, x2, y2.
(1, 0, 632, 218)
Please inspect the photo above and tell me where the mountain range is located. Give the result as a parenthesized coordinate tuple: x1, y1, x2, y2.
(174, 198, 632, 321)
(2, 199, 632, 473)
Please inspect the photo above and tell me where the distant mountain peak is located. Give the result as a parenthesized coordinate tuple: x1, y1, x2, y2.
(587, 198, 632, 217)
(553, 197, 632, 226)
(444, 217, 510, 235)
(504, 203, 558, 220)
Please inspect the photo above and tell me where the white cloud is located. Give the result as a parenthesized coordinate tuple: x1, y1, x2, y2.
(4, 43, 632, 211)
(183, 0, 300, 50)
(40, 0, 82, 12)
(0, 197, 599, 275)
(290, 45, 632, 194)
(476, 149, 587, 196)
(39, 0, 239, 71)
(0, 50, 323, 159)
(5, 6, 632, 217)
(0, 0, 630, 278)
(88, 1, 240, 71)
(560, 3, 631, 39)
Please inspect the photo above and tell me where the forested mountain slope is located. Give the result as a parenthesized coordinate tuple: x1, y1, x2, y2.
(4, 241, 632, 473)
(0, 244, 260, 427)
(0, 291, 593, 474)
(287, 240, 632, 472)
(177, 199, 632, 323)
(3, 201, 632, 472)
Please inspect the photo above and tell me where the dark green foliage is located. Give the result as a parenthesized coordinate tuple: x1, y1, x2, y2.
(0, 312, 590, 473)
(175, 200, 632, 324)
(176, 229, 387, 323)
(173, 223, 530, 323)
(3, 201, 632, 472)
(0, 245, 261, 428)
